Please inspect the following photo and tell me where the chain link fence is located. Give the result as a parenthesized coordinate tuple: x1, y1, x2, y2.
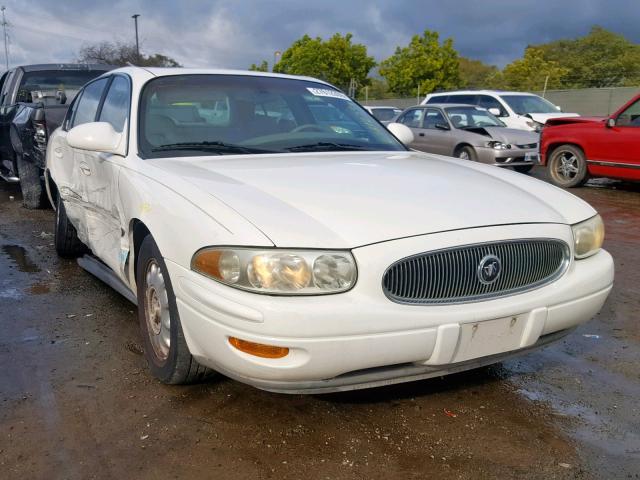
(360, 86, 640, 116)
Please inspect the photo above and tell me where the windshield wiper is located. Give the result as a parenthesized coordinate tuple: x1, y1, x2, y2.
(151, 141, 274, 154)
(285, 142, 369, 152)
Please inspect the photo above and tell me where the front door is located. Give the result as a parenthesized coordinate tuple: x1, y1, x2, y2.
(422, 108, 455, 155)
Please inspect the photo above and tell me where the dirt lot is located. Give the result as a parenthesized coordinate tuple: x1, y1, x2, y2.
(1, 169, 639, 480)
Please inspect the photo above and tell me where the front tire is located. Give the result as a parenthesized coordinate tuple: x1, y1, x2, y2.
(16, 154, 47, 209)
(136, 235, 212, 384)
(455, 145, 477, 161)
(547, 145, 588, 188)
(54, 194, 87, 258)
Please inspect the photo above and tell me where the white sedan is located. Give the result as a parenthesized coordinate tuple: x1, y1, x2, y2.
(46, 67, 613, 393)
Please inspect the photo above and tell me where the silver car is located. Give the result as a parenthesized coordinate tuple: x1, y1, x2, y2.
(395, 104, 540, 172)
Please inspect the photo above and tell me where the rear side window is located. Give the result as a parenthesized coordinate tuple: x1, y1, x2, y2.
(71, 77, 109, 128)
(98, 76, 130, 133)
(398, 109, 424, 128)
(448, 94, 478, 106)
(426, 95, 448, 104)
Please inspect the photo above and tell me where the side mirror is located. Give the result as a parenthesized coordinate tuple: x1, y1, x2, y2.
(387, 122, 415, 145)
(488, 107, 501, 117)
(67, 122, 125, 156)
(435, 123, 450, 131)
(606, 117, 616, 128)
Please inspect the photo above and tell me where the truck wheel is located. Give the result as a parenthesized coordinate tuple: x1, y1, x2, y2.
(136, 234, 212, 385)
(455, 145, 477, 161)
(548, 145, 588, 188)
(16, 154, 47, 209)
(54, 194, 87, 258)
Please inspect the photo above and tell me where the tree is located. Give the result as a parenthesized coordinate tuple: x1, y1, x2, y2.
(458, 57, 499, 89)
(378, 30, 461, 97)
(273, 33, 376, 91)
(249, 60, 269, 72)
(76, 41, 181, 67)
(496, 46, 569, 91)
(538, 26, 640, 88)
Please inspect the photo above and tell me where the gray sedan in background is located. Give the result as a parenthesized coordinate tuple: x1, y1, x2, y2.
(395, 104, 540, 173)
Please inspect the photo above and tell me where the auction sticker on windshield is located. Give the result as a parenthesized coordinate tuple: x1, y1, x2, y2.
(307, 88, 351, 101)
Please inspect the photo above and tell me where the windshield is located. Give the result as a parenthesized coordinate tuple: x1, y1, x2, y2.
(370, 108, 402, 121)
(139, 75, 406, 158)
(18, 70, 108, 104)
(445, 106, 505, 128)
(501, 95, 560, 114)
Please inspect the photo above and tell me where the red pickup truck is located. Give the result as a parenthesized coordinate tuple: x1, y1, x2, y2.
(540, 93, 640, 187)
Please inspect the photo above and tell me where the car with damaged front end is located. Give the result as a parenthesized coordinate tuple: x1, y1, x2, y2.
(45, 67, 614, 393)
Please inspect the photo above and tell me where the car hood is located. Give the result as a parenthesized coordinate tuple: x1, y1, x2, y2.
(468, 127, 539, 145)
(545, 116, 606, 127)
(151, 151, 596, 248)
(526, 112, 580, 124)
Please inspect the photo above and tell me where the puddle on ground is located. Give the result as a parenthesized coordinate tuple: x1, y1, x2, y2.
(1, 245, 40, 273)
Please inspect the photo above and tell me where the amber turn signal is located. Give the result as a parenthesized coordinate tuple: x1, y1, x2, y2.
(228, 337, 289, 359)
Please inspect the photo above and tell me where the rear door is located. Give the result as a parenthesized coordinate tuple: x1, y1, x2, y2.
(53, 76, 110, 245)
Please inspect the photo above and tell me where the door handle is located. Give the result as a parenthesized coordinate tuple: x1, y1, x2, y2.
(419, 133, 425, 137)
(79, 162, 92, 176)
(54, 147, 63, 158)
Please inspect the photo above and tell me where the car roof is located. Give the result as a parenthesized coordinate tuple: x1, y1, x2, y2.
(411, 103, 481, 109)
(108, 66, 335, 87)
(17, 63, 114, 73)
(428, 90, 538, 96)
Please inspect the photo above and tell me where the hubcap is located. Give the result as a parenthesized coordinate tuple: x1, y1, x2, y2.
(458, 150, 470, 160)
(144, 260, 171, 360)
(555, 151, 580, 180)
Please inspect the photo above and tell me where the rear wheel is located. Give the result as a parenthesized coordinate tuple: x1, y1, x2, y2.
(455, 145, 477, 161)
(548, 145, 588, 188)
(136, 234, 212, 384)
(54, 194, 87, 258)
(16, 154, 47, 209)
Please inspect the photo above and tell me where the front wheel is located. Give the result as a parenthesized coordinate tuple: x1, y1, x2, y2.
(455, 145, 477, 161)
(136, 235, 212, 384)
(16, 154, 47, 209)
(547, 145, 588, 188)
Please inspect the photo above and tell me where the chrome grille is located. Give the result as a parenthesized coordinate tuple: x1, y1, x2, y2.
(382, 239, 570, 305)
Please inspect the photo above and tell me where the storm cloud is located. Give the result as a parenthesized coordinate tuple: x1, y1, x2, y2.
(3, 0, 639, 70)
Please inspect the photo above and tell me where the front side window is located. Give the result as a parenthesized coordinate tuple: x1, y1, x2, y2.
(398, 109, 424, 128)
(424, 109, 447, 129)
(139, 75, 406, 158)
(71, 77, 109, 128)
(616, 99, 640, 127)
(445, 106, 505, 129)
(501, 95, 559, 114)
(98, 76, 131, 133)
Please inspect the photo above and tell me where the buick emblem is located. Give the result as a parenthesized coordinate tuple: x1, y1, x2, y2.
(477, 254, 502, 285)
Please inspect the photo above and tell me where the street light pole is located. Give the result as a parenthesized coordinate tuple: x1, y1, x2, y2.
(273, 51, 281, 72)
(1, 6, 9, 71)
(132, 14, 140, 64)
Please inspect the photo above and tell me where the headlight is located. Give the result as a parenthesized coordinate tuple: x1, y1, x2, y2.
(486, 141, 511, 150)
(572, 215, 605, 259)
(525, 119, 543, 132)
(192, 247, 357, 294)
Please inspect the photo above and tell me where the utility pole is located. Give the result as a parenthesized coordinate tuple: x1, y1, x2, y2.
(272, 50, 281, 72)
(1, 6, 8, 71)
(416, 84, 420, 105)
(131, 14, 140, 64)
(542, 75, 549, 98)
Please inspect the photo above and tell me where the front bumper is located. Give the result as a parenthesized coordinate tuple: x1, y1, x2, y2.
(475, 146, 539, 167)
(167, 224, 614, 393)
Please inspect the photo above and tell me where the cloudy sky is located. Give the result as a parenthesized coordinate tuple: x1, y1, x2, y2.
(3, 0, 640, 71)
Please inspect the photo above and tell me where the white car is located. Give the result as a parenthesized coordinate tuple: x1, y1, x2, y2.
(422, 90, 580, 132)
(46, 68, 613, 394)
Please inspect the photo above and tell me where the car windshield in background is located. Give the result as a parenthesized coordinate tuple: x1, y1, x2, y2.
(501, 95, 559, 114)
(18, 70, 106, 104)
(445, 106, 505, 129)
(139, 75, 406, 158)
(371, 108, 402, 121)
